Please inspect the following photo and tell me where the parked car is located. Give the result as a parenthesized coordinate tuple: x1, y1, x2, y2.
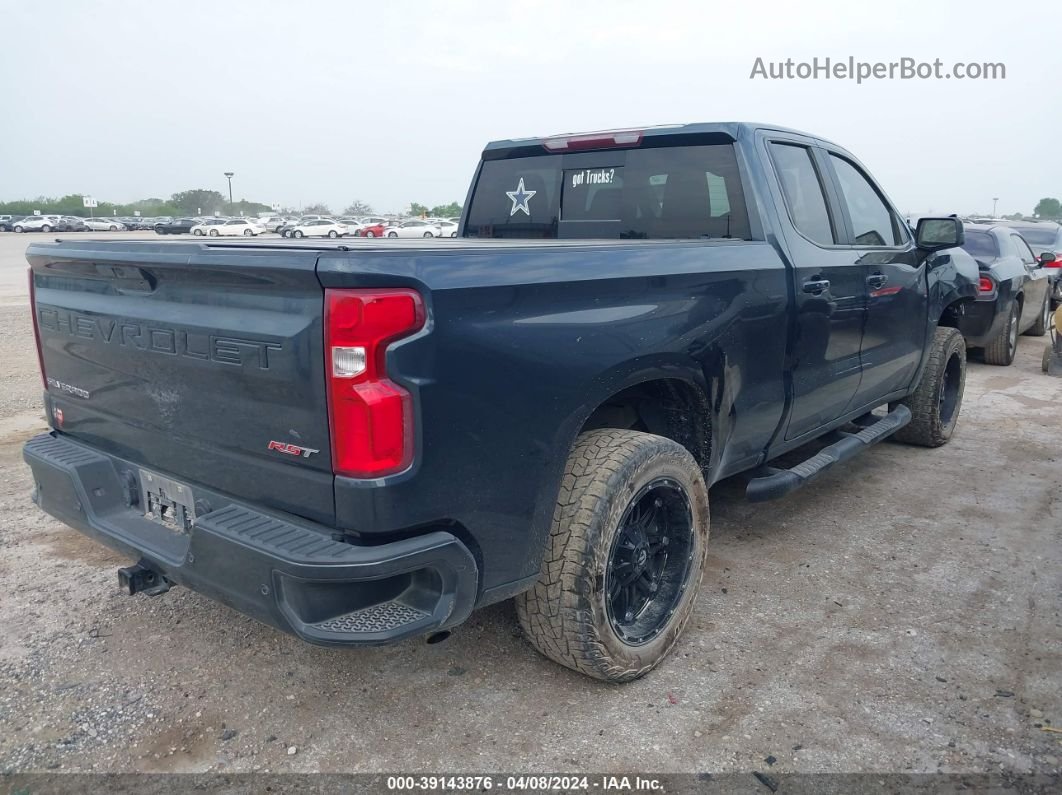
(253, 216, 286, 232)
(13, 216, 62, 233)
(279, 217, 330, 238)
(357, 222, 388, 238)
(290, 219, 348, 238)
(56, 217, 88, 232)
(190, 218, 227, 235)
(340, 216, 389, 235)
(83, 218, 127, 232)
(385, 219, 441, 238)
(0, 216, 21, 232)
(432, 219, 458, 237)
(956, 223, 1052, 364)
(999, 221, 1062, 307)
(23, 122, 976, 682)
(155, 218, 201, 235)
(204, 218, 260, 237)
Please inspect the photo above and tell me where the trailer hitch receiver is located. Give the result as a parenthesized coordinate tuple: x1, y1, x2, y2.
(117, 560, 171, 596)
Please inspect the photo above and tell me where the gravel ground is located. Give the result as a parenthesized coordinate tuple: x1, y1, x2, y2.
(0, 231, 1059, 776)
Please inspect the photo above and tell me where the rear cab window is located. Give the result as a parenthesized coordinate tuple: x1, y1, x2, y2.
(464, 141, 752, 240)
(960, 230, 999, 259)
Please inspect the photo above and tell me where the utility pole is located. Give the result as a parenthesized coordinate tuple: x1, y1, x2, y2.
(992, 197, 999, 217)
(224, 172, 235, 213)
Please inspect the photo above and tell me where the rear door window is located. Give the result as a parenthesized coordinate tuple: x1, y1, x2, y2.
(1011, 234, 1037, 265)
(465, 143, 751, 240)
(768, 143, 836, 246)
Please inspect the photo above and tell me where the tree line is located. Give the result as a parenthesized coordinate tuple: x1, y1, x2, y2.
(0, 192, 464, 220)
(0, 190, 271, 218)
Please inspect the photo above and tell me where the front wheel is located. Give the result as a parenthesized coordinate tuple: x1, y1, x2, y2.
(193, 229, 203, 236)
(243, 229, 253, 236)
(423, 231, 434, 238)
(387, 231, 398, 238)
(209, 228, 219, 237)
(516, 429, 709, 682)
(893, 327, 966, 447)
(364, 230, 376, 238)
(293, 230, 304, 238)
(984, 301, 1019, 366)
(13, 226, 24, 233)
(328, 230, 338, 238)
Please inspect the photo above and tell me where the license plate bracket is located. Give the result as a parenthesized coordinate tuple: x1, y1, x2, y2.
(139, 469, 195, 534)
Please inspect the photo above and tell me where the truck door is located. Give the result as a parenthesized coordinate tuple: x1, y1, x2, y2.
(822, 152, 927, 406)
(765, 140, 867, 442)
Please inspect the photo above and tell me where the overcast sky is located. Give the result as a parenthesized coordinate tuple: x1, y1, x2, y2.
(1, 0, 1059, 216)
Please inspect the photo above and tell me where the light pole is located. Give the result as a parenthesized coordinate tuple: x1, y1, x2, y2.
(224, 172, 234, 213)
(992, 197, 999, 217)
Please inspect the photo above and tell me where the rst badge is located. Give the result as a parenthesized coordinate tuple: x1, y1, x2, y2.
(267, 440, 319, 459)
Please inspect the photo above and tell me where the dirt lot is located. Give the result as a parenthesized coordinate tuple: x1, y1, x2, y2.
(0, 231, 1059, 776)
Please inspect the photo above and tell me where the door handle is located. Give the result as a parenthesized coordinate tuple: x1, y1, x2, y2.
(802, 279, 830, 295)
(867, 272, 888, 289)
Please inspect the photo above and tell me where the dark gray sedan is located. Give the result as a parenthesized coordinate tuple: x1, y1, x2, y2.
(957, 223, 1052, 365)
(1002, 221, 1062, 307)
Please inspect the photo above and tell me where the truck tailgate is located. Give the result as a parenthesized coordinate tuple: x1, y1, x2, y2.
(27, 242, 335, 526)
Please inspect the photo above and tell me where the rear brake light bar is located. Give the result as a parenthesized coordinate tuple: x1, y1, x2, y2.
(542, 129, 644, 152)
(324, 288, 425, 479)
(28, 268, 47, 390)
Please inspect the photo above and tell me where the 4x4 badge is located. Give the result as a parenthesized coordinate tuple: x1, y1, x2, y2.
(506, 178, 536, 217)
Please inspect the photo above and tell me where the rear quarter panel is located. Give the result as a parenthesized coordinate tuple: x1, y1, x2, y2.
(317, 241, 789, 594)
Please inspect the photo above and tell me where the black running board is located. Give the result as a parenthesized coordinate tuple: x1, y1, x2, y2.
(746, 405, 911, 503)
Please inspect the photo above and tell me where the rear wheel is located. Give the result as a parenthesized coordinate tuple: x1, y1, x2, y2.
(209, 228, 219, 237)
(387, 231, 398, 238)
(893, 327, 966, 447)
(423, 231, 434, 238)
(364, 230, 376, 238)
(516, 429, 709, 682)
(328, 230, 338, 238)
(1026, 292, 1050, 337)
(984, 301, 1019, 365)
(243, 228, 253, 236)
(193, 228, 203, 236)
(293, 230, 304, 238)
(41, 225, 52, 233)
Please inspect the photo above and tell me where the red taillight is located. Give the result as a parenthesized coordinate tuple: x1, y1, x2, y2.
(1044, 260, 1061, 268)
(978, 276, 994, 293)
(28, 268, 47, 389)
(324, 288, 425, 478)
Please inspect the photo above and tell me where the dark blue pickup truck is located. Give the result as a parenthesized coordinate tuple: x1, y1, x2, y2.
(23, 123, 977, 681)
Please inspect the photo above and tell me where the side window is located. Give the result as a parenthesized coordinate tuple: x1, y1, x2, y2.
(828, 155, 902, 247)
(769, 143, 836, 246)
(1012, 235, 1036, 264)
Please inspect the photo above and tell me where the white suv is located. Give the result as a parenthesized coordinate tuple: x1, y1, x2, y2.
(12, 216, 62, 233)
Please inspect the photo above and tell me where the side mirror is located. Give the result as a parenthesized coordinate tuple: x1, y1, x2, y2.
(1039, 251, 1057, 265)
(916, 217, 965, 251)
